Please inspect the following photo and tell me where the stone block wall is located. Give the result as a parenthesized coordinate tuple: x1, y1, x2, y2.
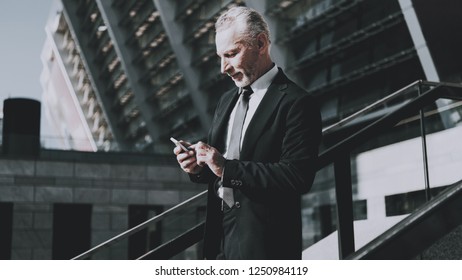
(0, 152, 205, 260)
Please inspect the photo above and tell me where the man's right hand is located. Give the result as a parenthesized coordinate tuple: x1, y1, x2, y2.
(174, 142, 203, 174)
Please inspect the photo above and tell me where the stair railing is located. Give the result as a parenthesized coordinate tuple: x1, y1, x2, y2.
(72, 190, 206, 260)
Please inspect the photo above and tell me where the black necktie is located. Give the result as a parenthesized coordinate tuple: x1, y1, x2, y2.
(220, 86, 253, 208)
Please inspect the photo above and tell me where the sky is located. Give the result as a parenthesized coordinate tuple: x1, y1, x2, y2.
(0, 0, 54, 111)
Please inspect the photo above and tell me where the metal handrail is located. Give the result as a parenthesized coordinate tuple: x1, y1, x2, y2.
(318, 81, 462, 258)
(137, 222, 206, 260)
(348, 179, 462, 259)
(322, 80, 422, 133)
(316, 81, 462, 170)
(73, 80, 462, 260)
(72, 190, 207, 260)
(321, 80, 457, 134)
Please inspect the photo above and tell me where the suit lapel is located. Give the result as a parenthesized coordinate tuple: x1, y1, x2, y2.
(209, 88, 239, 151)
(240, 70, 289, 158)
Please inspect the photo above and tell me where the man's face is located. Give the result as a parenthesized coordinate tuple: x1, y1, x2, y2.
(215, 24, 260, 88)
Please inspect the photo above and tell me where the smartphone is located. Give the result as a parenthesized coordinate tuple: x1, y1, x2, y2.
(170, 137, 191, 152)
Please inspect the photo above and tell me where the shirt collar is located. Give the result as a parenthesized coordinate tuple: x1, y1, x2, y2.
(248, 64, 278, 92)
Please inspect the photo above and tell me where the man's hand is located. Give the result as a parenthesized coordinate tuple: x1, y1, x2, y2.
(174, 141, 203, 174)
(195, 141, 226, 177)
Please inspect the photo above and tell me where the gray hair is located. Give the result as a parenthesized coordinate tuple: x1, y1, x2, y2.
(215, 6, 270, 44)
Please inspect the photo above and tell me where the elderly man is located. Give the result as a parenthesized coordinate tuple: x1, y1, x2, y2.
(174, 6, 321, 259)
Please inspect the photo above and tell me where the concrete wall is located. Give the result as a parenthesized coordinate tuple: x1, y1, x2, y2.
(0, 151, 204, 259)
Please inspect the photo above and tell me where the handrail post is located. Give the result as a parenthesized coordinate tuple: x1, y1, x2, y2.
(334, 152, 355, 259)
(418, 82, 431, 201)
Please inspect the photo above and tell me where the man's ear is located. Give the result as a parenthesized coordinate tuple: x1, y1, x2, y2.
(256, 33, 268, 52)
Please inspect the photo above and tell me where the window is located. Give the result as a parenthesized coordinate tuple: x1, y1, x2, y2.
(52, 203, 92, 259)
(0, 203, 13, 259)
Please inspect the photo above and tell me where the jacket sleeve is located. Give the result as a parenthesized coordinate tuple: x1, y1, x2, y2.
(189, 166, 216, 184)
(222, 94, 322, 195)
(188, 94, 227, 185)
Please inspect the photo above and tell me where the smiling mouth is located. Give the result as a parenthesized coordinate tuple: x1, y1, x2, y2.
(229, 72, 241, 79)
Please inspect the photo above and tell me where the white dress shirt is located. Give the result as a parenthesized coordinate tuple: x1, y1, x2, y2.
(223, 64, 279, 158)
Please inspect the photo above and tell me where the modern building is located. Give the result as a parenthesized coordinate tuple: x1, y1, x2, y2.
(1, 0, 460, 259)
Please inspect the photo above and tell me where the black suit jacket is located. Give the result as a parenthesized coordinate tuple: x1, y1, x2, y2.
(191, 69, 322, 259)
